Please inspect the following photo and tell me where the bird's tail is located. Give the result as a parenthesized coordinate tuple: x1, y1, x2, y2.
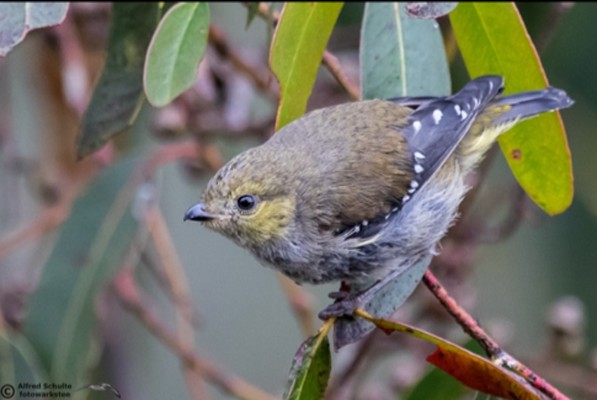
(487, 87, 574, 126)
(457, 86, 574, 170)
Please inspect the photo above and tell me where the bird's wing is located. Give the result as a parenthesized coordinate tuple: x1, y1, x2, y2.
(336, 77, 505, 245)
(387, 96, 439, 108)
(399, 75, 504, 192)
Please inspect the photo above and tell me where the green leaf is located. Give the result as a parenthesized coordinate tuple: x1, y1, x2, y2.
(76, 3, 159, 159)
(404, 364, 468, 400)
(0, 3, 69, 56)
(245, 2, 260, 29)
(0, 332, 49, 385)
(270, 2, 344, 130)
(450, 3, 573, 215)
(284, 327, 332, 400)
(360, 2, 450, 99)
(144, 2, 210, 107)
(23, 160, 140, 386)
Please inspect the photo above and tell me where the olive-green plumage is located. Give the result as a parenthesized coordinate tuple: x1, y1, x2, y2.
(185, 76, 573, 315)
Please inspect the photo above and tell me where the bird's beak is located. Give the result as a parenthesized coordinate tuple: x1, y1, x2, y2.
(184, 203, 222, 222)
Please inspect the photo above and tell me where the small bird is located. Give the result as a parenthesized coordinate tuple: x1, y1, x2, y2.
(184, 76, 573, 318)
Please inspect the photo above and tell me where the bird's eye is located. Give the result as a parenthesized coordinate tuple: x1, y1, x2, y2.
(236, 194, 257, 211)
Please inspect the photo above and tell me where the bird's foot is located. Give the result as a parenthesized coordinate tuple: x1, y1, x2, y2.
(327, 290, 351, 300)
(318, 295, 361, 320)
(319, 282, 361, 320)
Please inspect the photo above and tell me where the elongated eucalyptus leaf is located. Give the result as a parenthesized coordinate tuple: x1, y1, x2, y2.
(450, 3, 573, 215)
(270, 2, 344, 130)
(23, 160, 139, 386)
(360, 2, 450, 99)
(284, 327, 331, 400)
(77, 3, 159, 159)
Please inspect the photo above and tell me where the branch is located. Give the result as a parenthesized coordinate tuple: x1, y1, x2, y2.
(113, 270, 277, 400)
(145, 205, 207, 399)
(275, 273, 317, 338)
(252, 2, 360, 100)
(0, 203, 70, 260)
(422, 270, 569, 400)
(321, 51, 360, 101)
(208, 25, 278, 101)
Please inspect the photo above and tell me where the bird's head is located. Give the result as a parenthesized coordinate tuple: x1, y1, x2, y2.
(184, 147, 297, 250)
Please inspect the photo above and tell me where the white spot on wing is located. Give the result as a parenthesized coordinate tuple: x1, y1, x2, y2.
(454, 104, 461, 115)
(432, 109, 443, 124)
(414, 151, 425, 159)
(408, 188, 415, 194)
(414, 164, 424, 174)
(460, 110, 468, 120)
(402, 195, 411, 203)
(410, 180, 419, 189)
(413, 120, 422, 134)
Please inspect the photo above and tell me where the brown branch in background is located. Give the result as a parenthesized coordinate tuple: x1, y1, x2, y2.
(473, 185, 528, 244)
(208, 25, 278, 101)
(326, 331, 377, 398)
(136, 140, 202, 184)
(321, 52, 360, 101)
(145, 206, 206, 400)
(275, 273, 317, 338)
(533, 2, 575, 54)
(0, 203, 69, 260)
(0, 144, 109, 262)
(252, 2, 361, 100)
(113, 270, 277, 400)
(185, 116, 274, 143)
(455, 145, 499, 221)
(453, 183, 529, 245)
(422, 270, 570, 400)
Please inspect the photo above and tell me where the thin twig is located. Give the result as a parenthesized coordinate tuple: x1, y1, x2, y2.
(325, 331, 378, 398)
(208, 25, 278, 101)
(135, 140, 202, 185)
(0, 203, 69, 260)
(276, 273, 317, 338)
(145, 206, 207, 400)
(113, 270, 278, 400)
(533, 3, 575, 53)
(422, 270, 569, 400)
(0, 147, 108, 262)
(253, 2, 361, 100)
(321, 52, 360, 101)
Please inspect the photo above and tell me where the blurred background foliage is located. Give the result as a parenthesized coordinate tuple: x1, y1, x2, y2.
(0, 2, 596, 399)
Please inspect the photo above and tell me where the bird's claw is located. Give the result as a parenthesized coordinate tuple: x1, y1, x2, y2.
(327, 291, 351, 300)
(318, 294, 360, 320)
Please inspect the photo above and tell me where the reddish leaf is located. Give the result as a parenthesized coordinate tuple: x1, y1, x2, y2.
(427, 347, 540, 400)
